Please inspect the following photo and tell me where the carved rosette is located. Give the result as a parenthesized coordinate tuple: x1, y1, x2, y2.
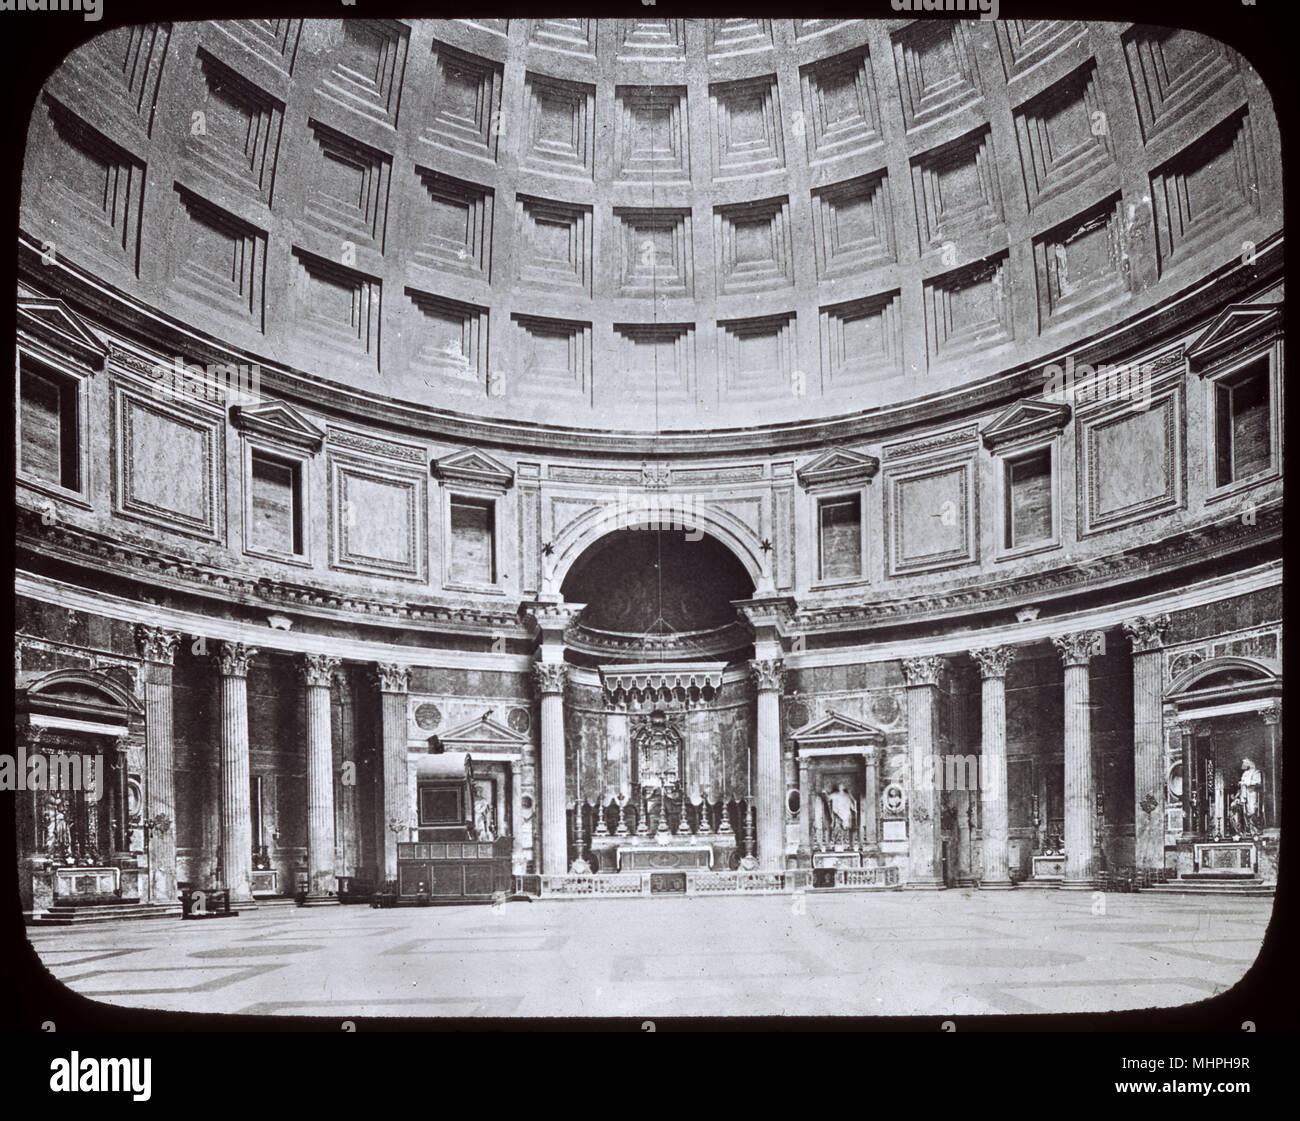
(1051, 630, 1103, 667)
(375, 663, 410, 694)
(300, 653, 341, 689)
(213, 641, 258, 678)
(1122, 614, 1171, 653)
(901, 655, 947, 689)
(970, 645, 1017, 680)
(135, 625, 182, 664)
(532, 662, 569, 695)
(749, 658, 784, 693)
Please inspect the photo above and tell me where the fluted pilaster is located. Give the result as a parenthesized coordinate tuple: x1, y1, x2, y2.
(533, 661, 569, 876)
(214, 641, 258, 902)
(1052, 631, 1102, 889)
(972, 645, 1016, 889)
(1123, 615, 1169, 871)
(750, 658, 785, 870)
(301, 654, 340, 900)
(902, 655, 947, 889)
(375, 663, 410, 882)
(136, 625, 181, 904)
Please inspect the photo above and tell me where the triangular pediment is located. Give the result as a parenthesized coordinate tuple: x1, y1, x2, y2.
(981, 398, 1071, 449)
(791, 710, 886, 745)
(432, 449, 515, 490)
(17, 298, 109, 370)
(230, 401, 325, 452)
(796, 447, 879, 490)
(1187, 303, 1282, 370)
(436, 713, 528, 749)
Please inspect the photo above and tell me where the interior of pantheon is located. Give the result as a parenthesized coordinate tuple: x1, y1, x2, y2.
(12, 17, 1282, 920)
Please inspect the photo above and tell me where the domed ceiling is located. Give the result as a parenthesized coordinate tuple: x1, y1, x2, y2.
(21, 18, 1278, 432)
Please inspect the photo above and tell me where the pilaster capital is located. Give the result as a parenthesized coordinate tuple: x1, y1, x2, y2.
(749, 657, 784, 693)
(375, 663, 410, 694)
(1258, 701, 1282, 726)
(1051, 630, 1104, 668)
(135, 625, 182, 664)
(1122, 614, 1171, 653)
(970, 645, 1017, 680)
(300, 653, 341, 689)
(213, 641, 258, 678)
(532, 661, 569, 695)
(901, 654, 947, 689)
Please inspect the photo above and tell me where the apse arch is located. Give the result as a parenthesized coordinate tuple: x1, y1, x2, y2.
(543, 498, 772, 596)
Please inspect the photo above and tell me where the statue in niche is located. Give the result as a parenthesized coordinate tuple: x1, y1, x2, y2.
(1228, 758, 1264, 836)
(820, 783, 858, 845)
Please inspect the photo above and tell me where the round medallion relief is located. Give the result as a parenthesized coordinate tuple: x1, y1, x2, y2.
(413, 703, 442, 731)
(871, 693, 900, 725)
(786, 699, 810, 729)
(507, 707, 531, 733)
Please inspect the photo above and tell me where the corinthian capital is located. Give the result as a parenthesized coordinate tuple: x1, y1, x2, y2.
(300, 653, 341, 689)
(135, 625, 182, 664)
(214, 641, 258, 678)
(1051, 630, 1104, 668)
(749, 658, 784, 693)
(971, 645, 1017, 680)
(901, 655, 947, 688)
(1122, 614, 1171, 653)
(532, 661, 568, 695)
(375, 663, 410, 694)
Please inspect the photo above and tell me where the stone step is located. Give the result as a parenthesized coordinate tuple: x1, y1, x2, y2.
(1141, 882, 1275, 898)
(27, 902, 183, 926)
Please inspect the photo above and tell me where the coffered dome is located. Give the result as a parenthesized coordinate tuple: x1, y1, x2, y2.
(20, 18, 1281, 432)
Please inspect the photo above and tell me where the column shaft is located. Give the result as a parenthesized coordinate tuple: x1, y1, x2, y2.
(1124, 616, 1169, 871)
(862, 751, 879, 850)
(535, 664, 568, 876)
(1053, 630, 1101, 890)
(972, 646, 1015, 889)
(216, 642, 257, 902)
(137, 627, 181, 905)
(303, 655, 340, 899)
(751, 659, 784, 871)
(903, 656, 946, 889)
(376, 664, 410, 884)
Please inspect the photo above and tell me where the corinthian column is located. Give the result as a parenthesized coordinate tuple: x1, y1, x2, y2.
(214, 642, 258, 902)
(301, 654, 341, 902)
(971, 646, 1017, 889)
(902, 655, 948, 889)
(375, 663, 410, 883)
(1052, 631, 1103, 890)
(750, 658, 785, 870)
(1123, 615, 1170, 871)
(136, 625, 181, 905)
(533, 662, 569, 876)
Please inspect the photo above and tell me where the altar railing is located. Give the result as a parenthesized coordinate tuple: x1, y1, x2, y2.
(527, 866, 900, 898)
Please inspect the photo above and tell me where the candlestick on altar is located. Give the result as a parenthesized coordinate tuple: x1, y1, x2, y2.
(720, 793, 734, 834)
(594, 789, 609, 836)
(744, 800, 756, 858)
(698, 792, 712, 835)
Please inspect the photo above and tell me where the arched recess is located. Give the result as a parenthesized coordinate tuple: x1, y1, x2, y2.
(542, 498, 772, 597)
(1165, 655, 1280, 706)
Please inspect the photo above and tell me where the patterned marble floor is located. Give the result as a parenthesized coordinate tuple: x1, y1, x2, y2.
(27, 890, 1272, 1020)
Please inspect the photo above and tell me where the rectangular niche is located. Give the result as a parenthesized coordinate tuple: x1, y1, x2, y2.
(616, 19, 685, 63)
(812, 171, 894, 280)
(39, 95, 145, 275)
(291, 248, 381, 369)
(316, 18, 408, 128)
(995, 21, 1086, 82)
(1123, 26, 1241, 142)
(707, 19, 773, 58)
(885, 458, 977, 575)
(892, 20, 982, 132)
(406, 287, 487, 384)
(924, 254, 1011, 363)
(189, 47, 284, 205)
(615, 86, 689, 184)
(412, 167, 493, 280)
(329, 454, 426, 580)
(172, 185, 267, 327)
(1150, 108, 1258, 274)
(799, 46, 882, 164)
(527, 18, 596, 58)
(910, 127, 1003, 252)
(1033, 196, 1126, 326)
(305, 119, 392, 248)
(614, 208, 692, 297)
(819, 292, 902, 386)
(1013, 62, 1114, 210)
(523, 72, 596, 181)
(614, 323, 696, 399)
(713, 196, 793, 295)
(423, 40, 503, 164)
(515, 195, 592, 295)
(513, 314, 593, 400)
(709, 74, 784, 181)
(717, 313, 796, 398)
